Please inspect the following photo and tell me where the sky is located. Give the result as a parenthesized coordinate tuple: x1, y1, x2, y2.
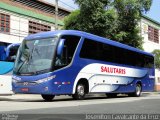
(144, 0, 160, 23)
(44, 0, 78, 11)
(45, 0, 160, 23)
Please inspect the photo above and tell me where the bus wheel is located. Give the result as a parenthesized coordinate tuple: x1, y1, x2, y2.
(129, 83, 142, 97)
(72, 83, 86, 100)
(41, 94, 55, 101)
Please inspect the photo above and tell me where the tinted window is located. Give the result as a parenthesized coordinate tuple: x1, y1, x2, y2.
(54, 35, 80, 70)
(80, 39, 154, 68)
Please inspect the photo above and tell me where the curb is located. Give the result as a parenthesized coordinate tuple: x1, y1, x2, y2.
(142, 92, 160, 94)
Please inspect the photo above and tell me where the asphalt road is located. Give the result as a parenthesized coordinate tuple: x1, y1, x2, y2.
(0, 93, 160, 120)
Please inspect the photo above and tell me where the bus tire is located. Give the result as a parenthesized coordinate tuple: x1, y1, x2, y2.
(41, 94, 55, 101)
(129, 83, 142, 97)
(72, 83, 86, 100)
(106, 93, 117, 98)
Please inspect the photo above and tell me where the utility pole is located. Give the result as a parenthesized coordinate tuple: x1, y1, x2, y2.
(55, 0, 58, 30)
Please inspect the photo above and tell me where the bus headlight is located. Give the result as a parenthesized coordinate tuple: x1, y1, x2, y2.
(12, 79, 18, 83)
(36, 75, 56, 84)
(12, 76, 21, 83)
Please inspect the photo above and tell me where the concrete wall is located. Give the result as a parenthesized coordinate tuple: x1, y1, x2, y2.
(0, 9, 55, 44)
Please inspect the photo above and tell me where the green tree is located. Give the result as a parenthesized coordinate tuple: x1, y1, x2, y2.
(113, 0, 152, 49)
(64, 0, 115, 37)
(152, 49, 160, 69)
(63, 0, 152, 49)
(63, 10, 81, 30)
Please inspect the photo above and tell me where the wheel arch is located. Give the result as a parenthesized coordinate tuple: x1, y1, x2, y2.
(72, 78, 89, 94)
(136, 81, 142, 88)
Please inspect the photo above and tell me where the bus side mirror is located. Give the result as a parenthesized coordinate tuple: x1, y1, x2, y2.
(6, 43, 20, 57)
(57, 39, 65, 58)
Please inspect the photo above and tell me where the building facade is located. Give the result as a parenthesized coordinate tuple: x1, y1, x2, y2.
(141, 15, 160, 91)
(0, 0, 70, 44)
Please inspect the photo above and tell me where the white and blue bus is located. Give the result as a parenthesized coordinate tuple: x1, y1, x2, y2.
(12, 30, 154, 101)
(0, 42, 20, 95)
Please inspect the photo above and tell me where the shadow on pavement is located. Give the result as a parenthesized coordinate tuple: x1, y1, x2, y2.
(0, 93, 150, 102)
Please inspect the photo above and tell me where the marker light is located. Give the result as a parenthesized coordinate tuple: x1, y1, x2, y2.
(62, 82, 71, 85)
(12, 78, 20, 83)
(54, 82, 71, 85)
(54, 82, 61, 85)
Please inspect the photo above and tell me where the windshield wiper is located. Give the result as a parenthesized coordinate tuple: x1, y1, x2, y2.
(16, 52, 30, 74)
(19, 69, 50, 76)
(35, 69, 50, 74)
(19, 72, 36, 76)
(16, 46, 35, 75)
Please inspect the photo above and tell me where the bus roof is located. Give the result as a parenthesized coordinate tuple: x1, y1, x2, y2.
(25, 30, 153, 57)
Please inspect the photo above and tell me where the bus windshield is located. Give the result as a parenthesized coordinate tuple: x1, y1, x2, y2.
(13, 37, 58, 75)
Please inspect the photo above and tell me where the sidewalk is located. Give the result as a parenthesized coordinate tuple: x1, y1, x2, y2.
(142, 91, 160, 94)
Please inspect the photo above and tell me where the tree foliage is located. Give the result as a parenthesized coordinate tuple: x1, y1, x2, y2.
(63, 0, 152, 49)
(64, 0, 115, 37)
(152, 49, 160, 69)
(113, 0, 152, 49)
(63, 10, 80, 30)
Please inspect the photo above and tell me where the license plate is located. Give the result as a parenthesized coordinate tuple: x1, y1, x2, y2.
(21, 88, 29, 92)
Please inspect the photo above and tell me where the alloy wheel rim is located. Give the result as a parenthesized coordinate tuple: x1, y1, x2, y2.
(136, 85, 141, 95)
(77, 85, 85, 96)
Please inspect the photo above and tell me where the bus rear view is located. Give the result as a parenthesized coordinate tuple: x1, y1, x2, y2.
(12, 30, 155, 101)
